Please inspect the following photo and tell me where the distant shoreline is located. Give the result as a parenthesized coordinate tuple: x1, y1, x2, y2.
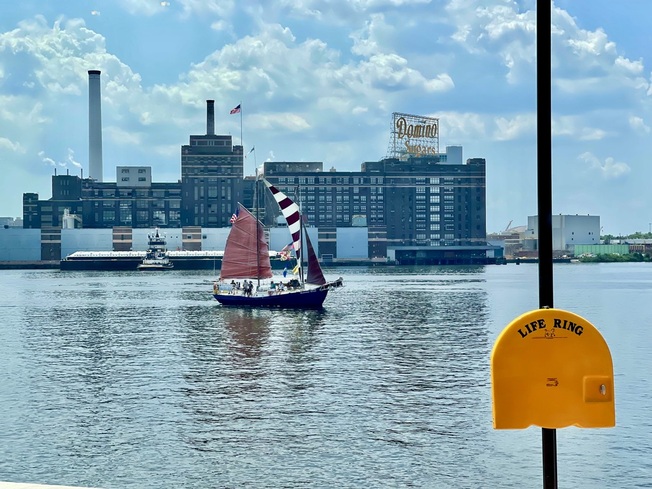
(4, 256, 650, 270)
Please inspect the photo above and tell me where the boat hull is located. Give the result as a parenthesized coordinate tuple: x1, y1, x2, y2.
(137, 264, 174, 271)
(60, 257, 142, 271)
(214, 279, 343, 309)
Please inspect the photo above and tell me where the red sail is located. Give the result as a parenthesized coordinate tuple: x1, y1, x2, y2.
(305, 229, 326, 285)
(219, 203, 273, 280)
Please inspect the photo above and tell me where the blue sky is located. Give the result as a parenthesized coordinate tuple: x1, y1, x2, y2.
(1, 0, 651, 235)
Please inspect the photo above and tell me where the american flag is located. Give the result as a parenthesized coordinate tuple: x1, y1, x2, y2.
(229, 104, 241, 115)
(229, 208, 239, 223)
(278, 242, 293, 260)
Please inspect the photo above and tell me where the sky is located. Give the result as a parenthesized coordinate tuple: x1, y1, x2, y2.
(1, 0, 652, 235)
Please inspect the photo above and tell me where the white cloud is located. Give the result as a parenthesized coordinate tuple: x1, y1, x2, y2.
(446, 1, 536, 83)
(579, 152, 631, 179)
(0, 137, 24, 152)
(553, 116, 608, 141)
(629, 116, 651, 134)
(437, 112, 487, 143)
(493, 114, 536, 141)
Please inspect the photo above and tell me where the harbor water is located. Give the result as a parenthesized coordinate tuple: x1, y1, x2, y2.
(0, 263, 650, 488)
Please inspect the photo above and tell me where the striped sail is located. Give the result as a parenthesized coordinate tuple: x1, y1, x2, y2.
(263, 179, 302, 257)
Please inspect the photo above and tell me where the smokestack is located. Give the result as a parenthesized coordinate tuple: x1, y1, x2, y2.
(88, 70, 103, 182)
(206, 100, 215, 136)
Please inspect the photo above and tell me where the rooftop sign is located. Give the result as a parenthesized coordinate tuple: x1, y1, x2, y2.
(387, 112, 439, 159)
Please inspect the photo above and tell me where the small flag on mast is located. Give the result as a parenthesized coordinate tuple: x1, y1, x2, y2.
(229, 207, 239, 223)
(247, 146, 255, 155)
(279, 242, 293, 261)
(230, 104, 241, 114)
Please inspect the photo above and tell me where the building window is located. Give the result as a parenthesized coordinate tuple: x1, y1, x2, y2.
(120, 209, 132, 224)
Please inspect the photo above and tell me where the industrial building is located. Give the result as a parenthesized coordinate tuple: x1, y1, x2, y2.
(522, 214, 601, 256)
(15, 70, 495, 265)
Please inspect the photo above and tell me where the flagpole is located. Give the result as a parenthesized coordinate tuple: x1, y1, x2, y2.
(239, 101, 243, 177)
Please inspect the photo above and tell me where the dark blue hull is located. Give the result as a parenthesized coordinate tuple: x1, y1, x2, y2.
(215, 287, 328, 309)
(214, 278, 343, 309)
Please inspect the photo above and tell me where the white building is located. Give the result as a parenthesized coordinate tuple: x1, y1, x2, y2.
(524, 214, 600, 252)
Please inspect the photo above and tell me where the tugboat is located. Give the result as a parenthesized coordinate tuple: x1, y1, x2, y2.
(137, 228, 174, 271)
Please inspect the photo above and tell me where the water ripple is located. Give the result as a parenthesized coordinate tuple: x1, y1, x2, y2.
(0, 266, 647, 488)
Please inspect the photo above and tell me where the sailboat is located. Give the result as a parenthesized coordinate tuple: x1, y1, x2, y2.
(212, 178, 343, 308)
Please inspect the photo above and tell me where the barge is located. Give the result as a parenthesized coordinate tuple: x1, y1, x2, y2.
(60, 250, 224, 271)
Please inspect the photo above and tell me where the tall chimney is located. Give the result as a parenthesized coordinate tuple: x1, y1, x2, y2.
(88, 70, 103, 182)
(206, 100, 215, 136)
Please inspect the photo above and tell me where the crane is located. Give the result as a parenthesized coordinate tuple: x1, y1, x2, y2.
(504, 220, 513, 233)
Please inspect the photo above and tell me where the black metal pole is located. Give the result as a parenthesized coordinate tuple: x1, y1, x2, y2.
(537, 1, 556, 488)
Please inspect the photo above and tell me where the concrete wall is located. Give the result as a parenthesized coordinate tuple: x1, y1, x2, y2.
(0, 226, 372, 260)
(200, 228, 231, 251)
(61, 229, 112, 256)
(0, 228, 41, 260)
(336, 227, 369, 259)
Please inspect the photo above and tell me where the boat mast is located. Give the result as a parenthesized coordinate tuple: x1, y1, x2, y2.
(254, 171, 261, 287)
(295, 185, 305, 286)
